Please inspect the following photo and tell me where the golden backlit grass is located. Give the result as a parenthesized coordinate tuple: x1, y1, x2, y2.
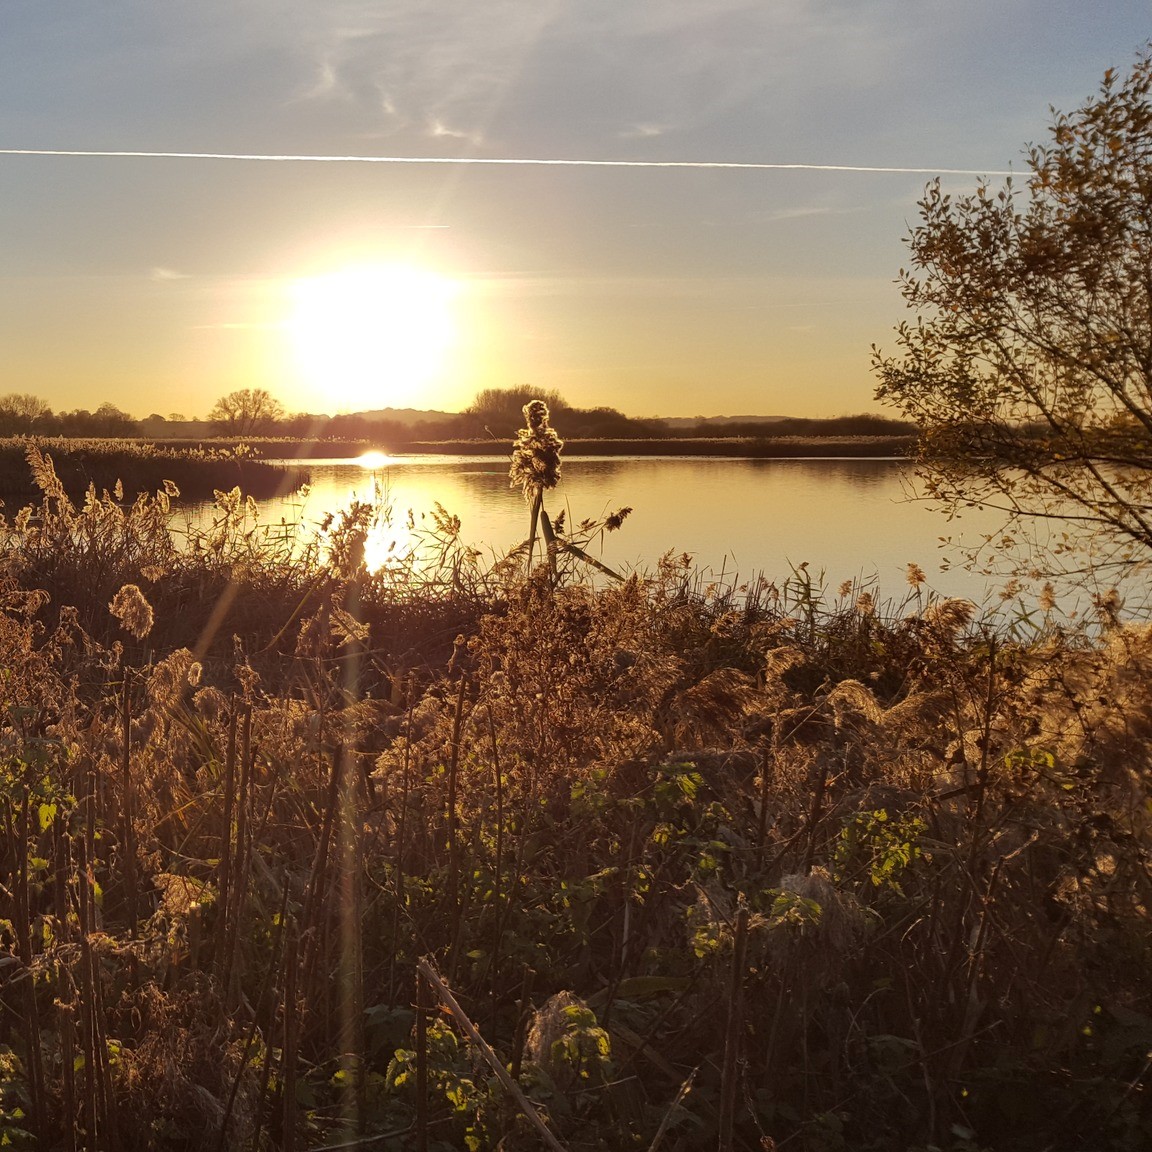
(0, 437, 302, 501)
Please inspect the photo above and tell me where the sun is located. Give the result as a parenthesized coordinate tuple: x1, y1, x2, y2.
(287, 263, 458, 410)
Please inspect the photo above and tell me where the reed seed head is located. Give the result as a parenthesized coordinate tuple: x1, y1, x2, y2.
(604, 506, 632, 532)
(510, 401, 563, 501)
(998, 577, 1023, 601)
(922, 597, 976, 635)
(109, 583, 154, 639)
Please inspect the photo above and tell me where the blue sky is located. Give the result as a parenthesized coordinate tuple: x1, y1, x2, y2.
(1, 1, 1149, 418)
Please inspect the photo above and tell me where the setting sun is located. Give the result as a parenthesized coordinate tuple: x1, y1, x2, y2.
(287, 263, 458, 411)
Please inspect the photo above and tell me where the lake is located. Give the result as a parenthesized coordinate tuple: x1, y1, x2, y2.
(236, 453, 1069, 615)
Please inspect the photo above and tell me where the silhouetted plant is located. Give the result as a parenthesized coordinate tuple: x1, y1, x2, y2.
(509, 399, 563, 572)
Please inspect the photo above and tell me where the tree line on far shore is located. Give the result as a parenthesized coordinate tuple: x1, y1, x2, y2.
(0, 386, 914, 445)
(0, 395, 143, 438)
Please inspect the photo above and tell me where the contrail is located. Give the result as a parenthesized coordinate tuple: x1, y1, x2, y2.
(0, 148, 1015, 176)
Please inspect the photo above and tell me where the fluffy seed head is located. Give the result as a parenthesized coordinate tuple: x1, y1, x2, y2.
(109, 584, 154, 639)
(922, 597, 976, 636)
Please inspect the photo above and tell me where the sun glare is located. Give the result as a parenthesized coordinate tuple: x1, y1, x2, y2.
(288, 264, 458, 410)
(357, 450, 392, 469)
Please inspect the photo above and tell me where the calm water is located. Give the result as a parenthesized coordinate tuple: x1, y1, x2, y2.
(242, 453, 1035, 609)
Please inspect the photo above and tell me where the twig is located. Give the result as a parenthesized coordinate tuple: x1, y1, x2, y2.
(415, 971, 429, 1152)
(120, 672, 139, 937)
(718, 903, 750, 1152)
(416, 957, 569, 1152)
(646, 1067, 697, 1152)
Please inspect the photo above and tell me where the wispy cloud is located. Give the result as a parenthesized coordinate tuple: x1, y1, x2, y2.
(619, 123, 668, 140)
(470, 274, 867, 301)
(0, 1, 1033, 170)
(292, 2, 560, 146)
(764, 204, 870, 223)
(297, 56, 341, 103)
(428, 119, 483, 145)
(150, 266, 189, 281)
(192, 321, 281, 330)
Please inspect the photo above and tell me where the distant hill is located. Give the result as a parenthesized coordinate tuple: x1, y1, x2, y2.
(348, 407, 459, 426)
(658, 414, 788, 428)
(350, 408, 791, 428)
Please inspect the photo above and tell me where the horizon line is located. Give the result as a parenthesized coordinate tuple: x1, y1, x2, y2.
(0, 148, 1016, 176)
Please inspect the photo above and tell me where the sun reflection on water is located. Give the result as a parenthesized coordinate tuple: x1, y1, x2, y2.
(356, 450, 394, 469)
(317, 462, 461, 576)
(362, 506, 418, 575)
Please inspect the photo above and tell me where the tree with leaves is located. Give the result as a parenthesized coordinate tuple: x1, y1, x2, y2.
(207, 388, 285, 436)
(873, 50, 1152, 583)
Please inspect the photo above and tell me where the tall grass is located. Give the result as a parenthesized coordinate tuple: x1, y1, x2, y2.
(0, 454, 1146, 1150)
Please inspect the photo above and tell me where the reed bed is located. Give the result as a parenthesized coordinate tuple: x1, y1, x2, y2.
(0, 438, 303, 502)
(0, 452, 1147, 1152)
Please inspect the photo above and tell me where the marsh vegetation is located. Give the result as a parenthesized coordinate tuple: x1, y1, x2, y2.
(0, 439, 1146, 1152)
(0, 439, 301, 503)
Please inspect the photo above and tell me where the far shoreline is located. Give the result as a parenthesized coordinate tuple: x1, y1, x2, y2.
(398, 435, 915, 459)
(0, 434, 915, 503)
(157, 434, 917, 461)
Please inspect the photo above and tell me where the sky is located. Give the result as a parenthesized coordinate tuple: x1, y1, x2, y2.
(1, 2, 1150, 421)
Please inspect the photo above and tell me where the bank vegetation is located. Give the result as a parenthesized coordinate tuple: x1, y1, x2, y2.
(0, 439, 303, 502)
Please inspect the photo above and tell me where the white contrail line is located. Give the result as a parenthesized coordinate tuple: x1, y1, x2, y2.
(0, 148, 1015, 176)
